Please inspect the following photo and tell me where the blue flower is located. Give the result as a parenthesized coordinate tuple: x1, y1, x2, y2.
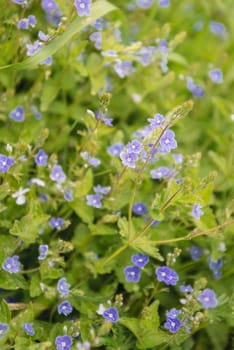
(191, 204, 203, 219)
(35, 149, 48, 166)
(55, 335, 73, 350)
(94, 185, 111, 195)
(80, 152, 101, 167)
(114, 60, 135, 78)
(92, 18, 108, 30)
(180, 284, 193, 293)
(137, 0, 154, 8)
(22, 323, 35, 336)
(135, 46, 156, 66)
(148, 113, 165, 129)
(155, 266, 179, 285)
(86, 194, 103, 208)
(41, 0, 62, 26)
(9, 106, 25, 122)
(18, 19, 29, 30)
(132, 202, 147, 216)
(103, 307, 119, 322)
(164, 317, 181, 333)
(207, 257, 223, 271)
(198, 288, 217, 308)
(10, 0, 24, 4)
(2, 255, 21, 273)
(150, 166, 172, 179)
(124, 265, 141, 283)
(126, 140, 142, 154)
(64, 188, 73, 202)
(159, 0, 170, 7)
(209, 21, 227, 37)
(0, 323, 9, 338)
(57, 277, 70, 296)
(120, 151, 138, 168)
(159, 129, 177, 153)
(131, 253, 149, 268)
(107, 144, 123, 157)
(166, 308, 181, 319)
(50, 165, 66, 184)
(209, 68, 223, 84)
(26, 41, 52, 65)
(0, 154, 14, 173)
(74, 0, 92, 17)
(186, 77, 205, 98)
(190, 245, 203, 260)
(58, 300, 73, 316)
(38, 31, 50, 41)
(49, 217, 64, 230)
(38, 244, 49, 260)
(89, 32, 102, 50)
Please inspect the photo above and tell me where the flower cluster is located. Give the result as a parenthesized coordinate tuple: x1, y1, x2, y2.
(164, 308, 181, 333)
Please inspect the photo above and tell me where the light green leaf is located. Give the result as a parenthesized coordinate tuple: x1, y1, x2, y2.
(0, 272, 28, 290)
(0, 300, 11, 323)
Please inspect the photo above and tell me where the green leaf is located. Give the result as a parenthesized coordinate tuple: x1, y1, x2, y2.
(40, 76, 61, 112)
(131, 238, 164, 261)
(89, 223, 117, 235)
(75, 169, 93, 197)
(0, 1, 116, 71)
(0, 272, 28, 290)
(29, 274, 42, 298)
(70, 200, 94, 224)
(0, 300, 11, 323)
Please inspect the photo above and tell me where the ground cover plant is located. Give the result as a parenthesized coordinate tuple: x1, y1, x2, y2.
(0, 0, 234, 349)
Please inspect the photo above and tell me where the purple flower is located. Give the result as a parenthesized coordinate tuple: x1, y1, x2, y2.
(186, 77, 205, 98)
(159, 39, 168, 54)
(114, 60, 135, 78)
(38, 244, 49, 260)
(94, 185, 111, 195)
(148, 113, 165, 129)
(0, 154, 14, 173)
(164, 317, 181, 333)
(131, 253, 149, 268)
(124, 265, 141, 283)
(159, 0, 170, 7)
(74, 0, 92, 17)
(160, 129, 177, 153)
(166, 308, 181, 319)
(0, 323, 9, 338)
(31, 105, 42, 119)
(2, 255, 21, 273)
(22, 323, 35, 336)
(209, 68, 223, 84)
(132, 202, 147, 216)
(209, 21, 227, 37)
(92, 18, 108, 30)
(126, 140, 142, 154)
(64, 188, 73, 202)
(55, 335, 73, 350)
(150, 166, 172, 179)
(103, 307, 119, 322)
(58, 300, 73, 316)
(180, 284, 193, 293)
(50, 165, 66, 184)
(9, 106, 25, 122)
(11, 0, 24, 4)
(136, 46, 156, 66)
(38, 30, 50, 41)
(107, 144, 123, 157)
(89, 32, 102, 50)
(191, 204, 203, 219)
(57, 277, 70, 296)
(80, 152, 101, 167)
(49, 217, 64, 230)
(120, 151, 138, 168)
(26, 40, 52, 65)
(173, 154, 183, 164)
(198, 288, 217, 308)
(28, 15, 36, 27)
(35, 149, 48, 166)
(86, 194, 103, 208)
(155, 266, 179, 285)
(207, 257, 223, 271)
(190, 245, 203, 260)
(41, 0, 62, 25)
(18, 19, 29, 29)
(137, 0, 154, 8)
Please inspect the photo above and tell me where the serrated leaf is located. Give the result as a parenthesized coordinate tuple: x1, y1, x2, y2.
(131, 239, 164, 261)
(0, 272, 28, 290)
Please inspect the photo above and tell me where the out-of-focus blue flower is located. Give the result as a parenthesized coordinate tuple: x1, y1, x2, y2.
(22, 323, 35, 336)
(57, 300, 73, 316)
(198, 288, 217, 308)
(137, 0, 154, 8)
(2, 255, 21, 273)
(9, 106, 25, 122)
(190, 245, 203, 260)
(209, 68, 223, 84)
(94, 185, 111, 195)
(191, 204, 203, 219)
(159, 0, 170, 7)
(107, 144, 123, 157)
(114, 60, 135, 78)
(209, 21, 227, 37)
(124, 265, 141, 282)
(180, 284, 193, 293)
(35, 149, 48, 166)
(86, 194, 103, 208)
(186, 77, 205, 98)
(89, 31, 102, 50)
(120, 151, 138, 168)
(74, 0, 92, 17)
(0, 154, 14, 173)
(0, 323, 9, 338)
(50, 165, 66, 184)
(64, 188, 73, 202)
(38, 244, 49, 260)
(49, 217, 64, 230)
(150, 166, 172, 179)
(132, 202, 147, 216)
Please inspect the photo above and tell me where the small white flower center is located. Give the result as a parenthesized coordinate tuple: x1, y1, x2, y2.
(80, 2, 85, 8)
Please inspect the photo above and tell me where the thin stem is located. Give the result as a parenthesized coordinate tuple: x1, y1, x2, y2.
(159, 188, 182, 213)
(20, 267, 40, 274)
(102, 243, 128, 267)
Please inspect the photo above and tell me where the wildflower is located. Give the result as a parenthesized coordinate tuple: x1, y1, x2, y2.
(12, 187, 30, 205)
(124, 265, 141, 283)
(150, 166, 172, 179)
(9, 106, 25, 122)
(126, 140, 142, 154)
(86, 194, 103, 208)
(107, 144, 123, 157)
(103, 307, 119, 322)
(0, 154, 14, 173)
(55, 335, 73, 350)
(10, 0, 24, 4)
(209, 21, 227, 37)
(94, 185, 111, 195)
(50, 165, 66, 184)
(132, 202, 147, 216)
(120, 151, 138, 168)
(26, 40, 52, 65)
(173, 154, 183, 164)
(159, 39, 168, 54)
(164, 317, 181, 333)
(2, 255, 21, 273)
(190, 245, 203, 260)
(148, 113, 165, 129)
(58, 301, 73, 316)
(89, 32, 102, 50)
(191, 204, 203, 219)
(22, 323, 35, 336)
(0, 323, 9, 338)
(92, 18, 108, 30)
(57, 277, 70, 296)
(137, 0, 154, 8)
(41, 0, 62, 26)
(74, 0, 92, 17)
(180, 284, 193, 293)
(80, 152, 101, 167)
(135, 46, 156, 66)
(159, 129, 177, 153)
(49, 217, 64, 230)
(198, 288, 217, 308)
(186, 77, 205, 98)
(64, 188, 73, 202)
(207, 257, 222, 279)
(38, 245, 49, 260)
(166, 308, 181, 319)
(159, 0, 170, 7)
(35, 149, 48, 166)
(209, 68, 223, 84)
(31, 105, 42, 119)
(131, 253, 149, 268)
(38, 30, 50, 41)
(114, 60, 135, 78)
(155, 266, 179, 285)
(17, 19, 28, 29)
(102, 50, 118, 57)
